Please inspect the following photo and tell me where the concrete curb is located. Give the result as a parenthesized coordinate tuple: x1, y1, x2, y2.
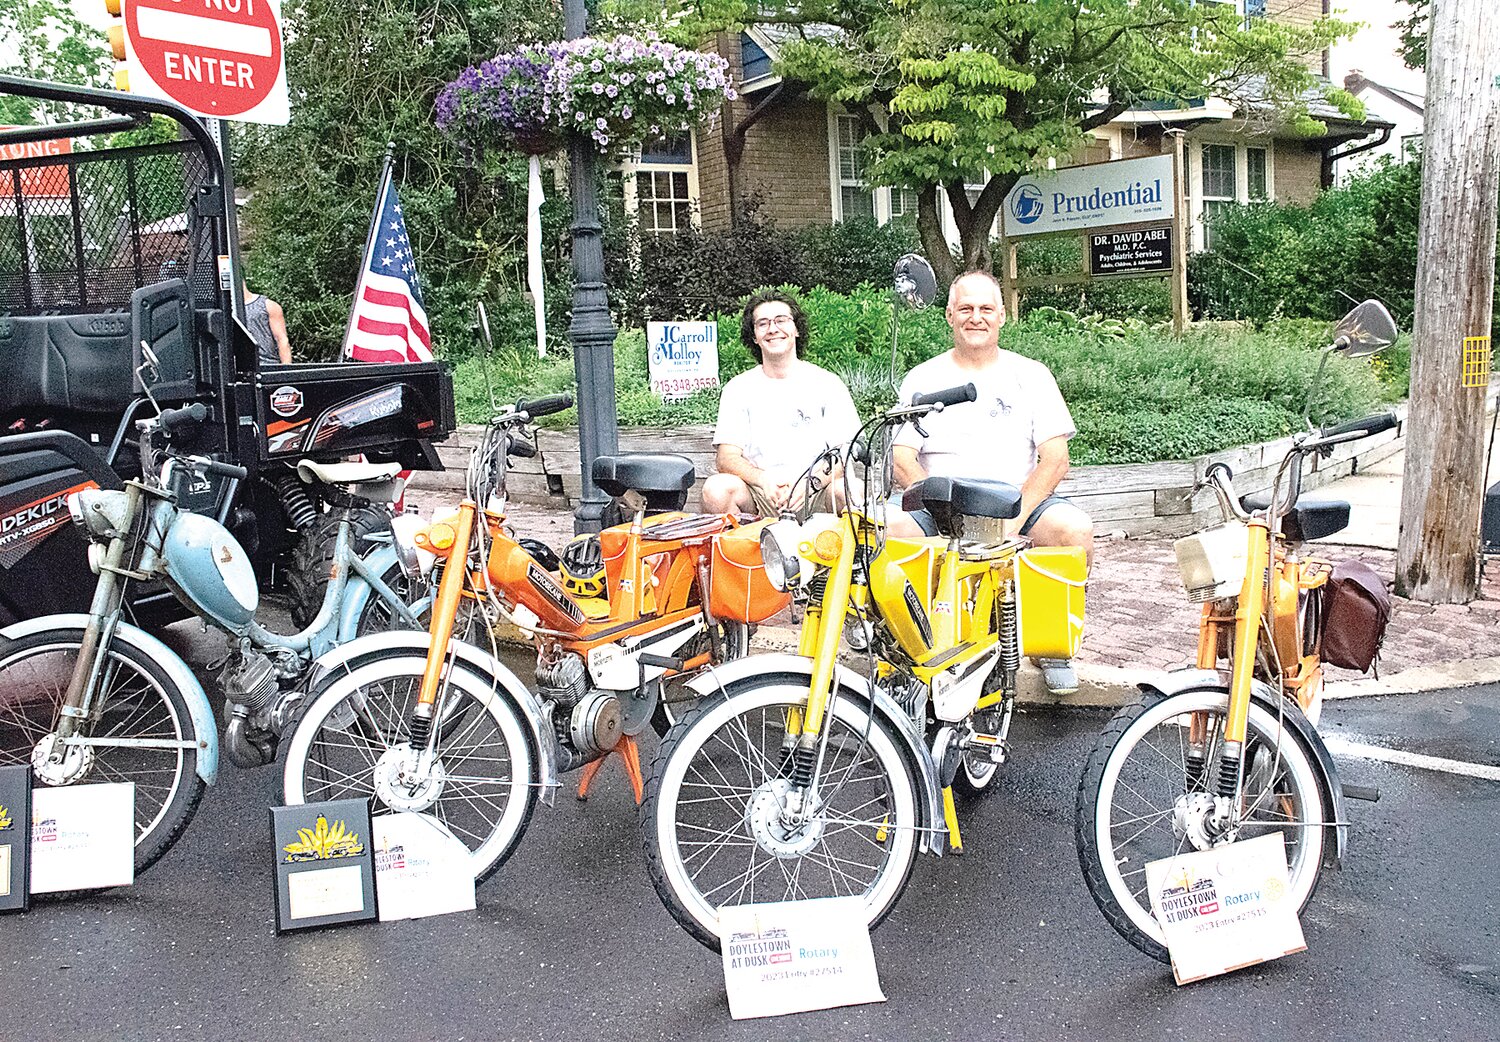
(747, 628, 1500, 709)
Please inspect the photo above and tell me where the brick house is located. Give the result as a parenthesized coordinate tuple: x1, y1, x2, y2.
(619, 0, 1394, 254)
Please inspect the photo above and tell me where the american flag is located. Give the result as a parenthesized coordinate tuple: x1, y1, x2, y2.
(343, 175, 432, 363)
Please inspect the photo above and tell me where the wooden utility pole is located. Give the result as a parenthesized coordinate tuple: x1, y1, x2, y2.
(1395, 0, 1500, 603)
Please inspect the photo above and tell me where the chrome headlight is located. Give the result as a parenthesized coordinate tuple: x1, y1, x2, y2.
(389, 511, 435, 579)
(759, 519, 805, 592)
(71, 488, 130, 540)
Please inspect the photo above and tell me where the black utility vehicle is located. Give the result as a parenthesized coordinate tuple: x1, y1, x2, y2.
(0, 76, 455, 627)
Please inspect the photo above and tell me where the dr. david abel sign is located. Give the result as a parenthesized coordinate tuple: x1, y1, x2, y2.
(1003, 154, 1174, 237)
(648, 321, 719, 401)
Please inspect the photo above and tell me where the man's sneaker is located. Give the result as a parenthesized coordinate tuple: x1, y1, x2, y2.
(1036, 657, 1079, 695)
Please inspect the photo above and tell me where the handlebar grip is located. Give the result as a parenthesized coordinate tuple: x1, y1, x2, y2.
(159, 402, 208, 434)
(519, 394, 573, 418)
(910, 383, 977, 409)
(506, 435, 537, 459)
(1319, 411, 1398, 440)
(203, 459, 248, 481)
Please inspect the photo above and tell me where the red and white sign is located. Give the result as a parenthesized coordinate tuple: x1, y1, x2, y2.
(123, 0, 289, 126)
(0, 131, 72, 198)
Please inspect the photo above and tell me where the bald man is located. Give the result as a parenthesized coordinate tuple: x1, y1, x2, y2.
(890, 269, 1092, 693)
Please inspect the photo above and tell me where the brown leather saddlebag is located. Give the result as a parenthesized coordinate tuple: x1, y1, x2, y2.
(1320, 560, 1393, 673)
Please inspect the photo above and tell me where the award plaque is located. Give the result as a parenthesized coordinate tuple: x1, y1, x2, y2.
(0, 765, 32, 913)
(270, 799, 378, 933)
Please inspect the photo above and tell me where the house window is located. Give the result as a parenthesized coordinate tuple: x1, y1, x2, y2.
(1401, 134, 1423, 157)
(890, 188, 920, 219)
(625, 132, 698, 236)
(1247, 146, 1268, 201)
(835, 114, 876, 220)
(1201, 143, 1236, 248)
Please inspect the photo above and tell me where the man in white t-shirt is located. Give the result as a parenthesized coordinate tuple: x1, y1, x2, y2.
(892, 269, 1092, 692)
(703, 289, 860, 518)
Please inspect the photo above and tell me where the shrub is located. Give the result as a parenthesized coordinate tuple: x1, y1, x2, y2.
(1013, 236, 1175, 322)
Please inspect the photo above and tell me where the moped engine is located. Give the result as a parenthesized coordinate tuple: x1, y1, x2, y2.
(535, 652, 623, 758)
(222, 648, 278, 710)
(222, 648, 281, 768)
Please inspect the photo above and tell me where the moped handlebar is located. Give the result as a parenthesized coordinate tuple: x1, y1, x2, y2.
(506, 435, 537, 459)
(910, 383, 977, 409)
(519, 394, 573, 419)
(159, 402, 208, 435)
(1308, 411, 1398, 447)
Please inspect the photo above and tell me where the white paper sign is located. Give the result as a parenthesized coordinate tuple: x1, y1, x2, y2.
(372, 813, 476, 922)
(1146, 832, 1307, 985)
(287, 864, 365, 919)
(30, 783, 135, 893)
(647, 321, 720, 401)
(1002, 154, 1175, 237)
(719, 897, 885, 1019)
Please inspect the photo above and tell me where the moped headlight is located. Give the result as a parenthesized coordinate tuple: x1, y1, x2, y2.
(72, 488, 130, 539)
(760, 519, 804, 592)
(389, 511, 435, 579)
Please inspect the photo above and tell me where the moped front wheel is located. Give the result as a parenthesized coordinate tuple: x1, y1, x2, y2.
(0, 631, 206, 880)
(281, 649, 538, 884)
(643, 678, 920, 951)
(1076, 690, 1328, 963)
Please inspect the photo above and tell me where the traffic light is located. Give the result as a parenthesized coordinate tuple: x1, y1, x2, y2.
(105, 0, 129, 91)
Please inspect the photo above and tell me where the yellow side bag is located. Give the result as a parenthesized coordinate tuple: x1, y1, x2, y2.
(1017, 546, 1087, 660)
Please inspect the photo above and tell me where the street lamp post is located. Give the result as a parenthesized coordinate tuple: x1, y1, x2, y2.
(564, 0, 621, 534)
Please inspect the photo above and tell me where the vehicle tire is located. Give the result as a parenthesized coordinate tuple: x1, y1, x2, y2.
(649, 620, 752, 736)
(286, 504, 395, 629)
(1076, 689, 1329, 963)
(953, 704, 1003, 796)
(0, 631, 207, 881)
(281, 646, 538, 884)
(643, 676, 920, 951)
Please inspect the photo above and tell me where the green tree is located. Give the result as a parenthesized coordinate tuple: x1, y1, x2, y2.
(610, 0, 1359, 283)
(0, 0, 111, 124)
(237, 0, 562, 360)
(1395, 0, 1428, 70)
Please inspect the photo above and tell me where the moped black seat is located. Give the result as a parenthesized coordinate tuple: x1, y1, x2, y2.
(592, 453, 697, 511)
(913, 476, 1022, 539)
(1239, 491, 1351, 543)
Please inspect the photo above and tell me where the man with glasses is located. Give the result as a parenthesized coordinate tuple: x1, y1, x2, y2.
(703, 289, 860, 518)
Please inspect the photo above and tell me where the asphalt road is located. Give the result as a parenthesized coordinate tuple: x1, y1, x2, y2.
(5, 631, 1496, 1041)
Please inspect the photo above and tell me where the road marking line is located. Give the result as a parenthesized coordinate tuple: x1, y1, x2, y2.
(1323, 736, 1500, 782)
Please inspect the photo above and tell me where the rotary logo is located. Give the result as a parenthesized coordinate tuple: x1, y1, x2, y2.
(269, 385, 304, 419)
(282, 815, 365, 862)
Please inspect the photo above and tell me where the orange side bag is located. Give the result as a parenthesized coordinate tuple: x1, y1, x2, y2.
(709, 520, 790, 624)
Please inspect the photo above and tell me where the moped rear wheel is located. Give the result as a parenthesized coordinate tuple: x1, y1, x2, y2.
(643, 678, 920, 951)
(651, 619, 752, 735)
(0, 631, 205, 880)
(281, 648, 538, 884)
(1076, 690, 1328, 963)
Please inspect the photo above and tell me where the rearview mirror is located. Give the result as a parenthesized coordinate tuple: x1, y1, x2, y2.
(476, 301, 494, 354)
(894, 254, 937, 309)
(1330, 300, 1397, 357)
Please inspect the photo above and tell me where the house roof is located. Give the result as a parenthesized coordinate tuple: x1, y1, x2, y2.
(1111, 75, 1394, 141)
(1344, 71, 1425, 117)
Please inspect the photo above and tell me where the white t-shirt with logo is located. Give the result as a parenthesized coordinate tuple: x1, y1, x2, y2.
(713, 362, 861, 486)
(894, 349, 1075, 486)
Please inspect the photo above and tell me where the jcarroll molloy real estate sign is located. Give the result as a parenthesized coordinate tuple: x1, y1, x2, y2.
(1089, 226, 1173, 277)
(1003, 155, 1175, 238)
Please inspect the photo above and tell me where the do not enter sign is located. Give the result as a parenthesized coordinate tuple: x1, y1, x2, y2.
(123, 0, 289, 126)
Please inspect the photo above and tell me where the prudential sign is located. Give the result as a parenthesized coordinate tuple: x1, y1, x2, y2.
(1002, 154, 1175, 238)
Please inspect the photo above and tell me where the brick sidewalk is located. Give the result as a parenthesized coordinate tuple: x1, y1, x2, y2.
(414, 491, 1499, 681)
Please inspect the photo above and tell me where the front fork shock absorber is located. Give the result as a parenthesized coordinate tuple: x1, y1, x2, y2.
(1215, 741, 1243, 800)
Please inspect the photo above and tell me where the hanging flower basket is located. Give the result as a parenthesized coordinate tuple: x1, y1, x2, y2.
(437, 34, 736, 155)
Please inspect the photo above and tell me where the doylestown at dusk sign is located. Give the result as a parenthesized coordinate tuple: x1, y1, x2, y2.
(1002, 155, 1174, 238)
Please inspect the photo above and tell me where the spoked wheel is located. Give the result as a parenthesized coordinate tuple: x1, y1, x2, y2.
(281, 648, 538, 884)
(353, 557, 429, 638)
(0, 631, 205, 879)
(643, 677, 920, 951)
(650, 620, 752, 736)
(1076, 689, 1329, 962)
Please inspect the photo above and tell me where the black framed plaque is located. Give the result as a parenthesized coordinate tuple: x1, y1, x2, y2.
(271, 799, 378, 934)
(1088, 225, 1173, 277)
(0, 765, 33, 913)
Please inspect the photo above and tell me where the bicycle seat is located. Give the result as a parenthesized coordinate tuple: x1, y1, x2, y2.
(297, 459, 403, 486)
(593, 453, 696, 511)
(1239, 490, 1351, 542)
(913, 476, 1022, 539)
